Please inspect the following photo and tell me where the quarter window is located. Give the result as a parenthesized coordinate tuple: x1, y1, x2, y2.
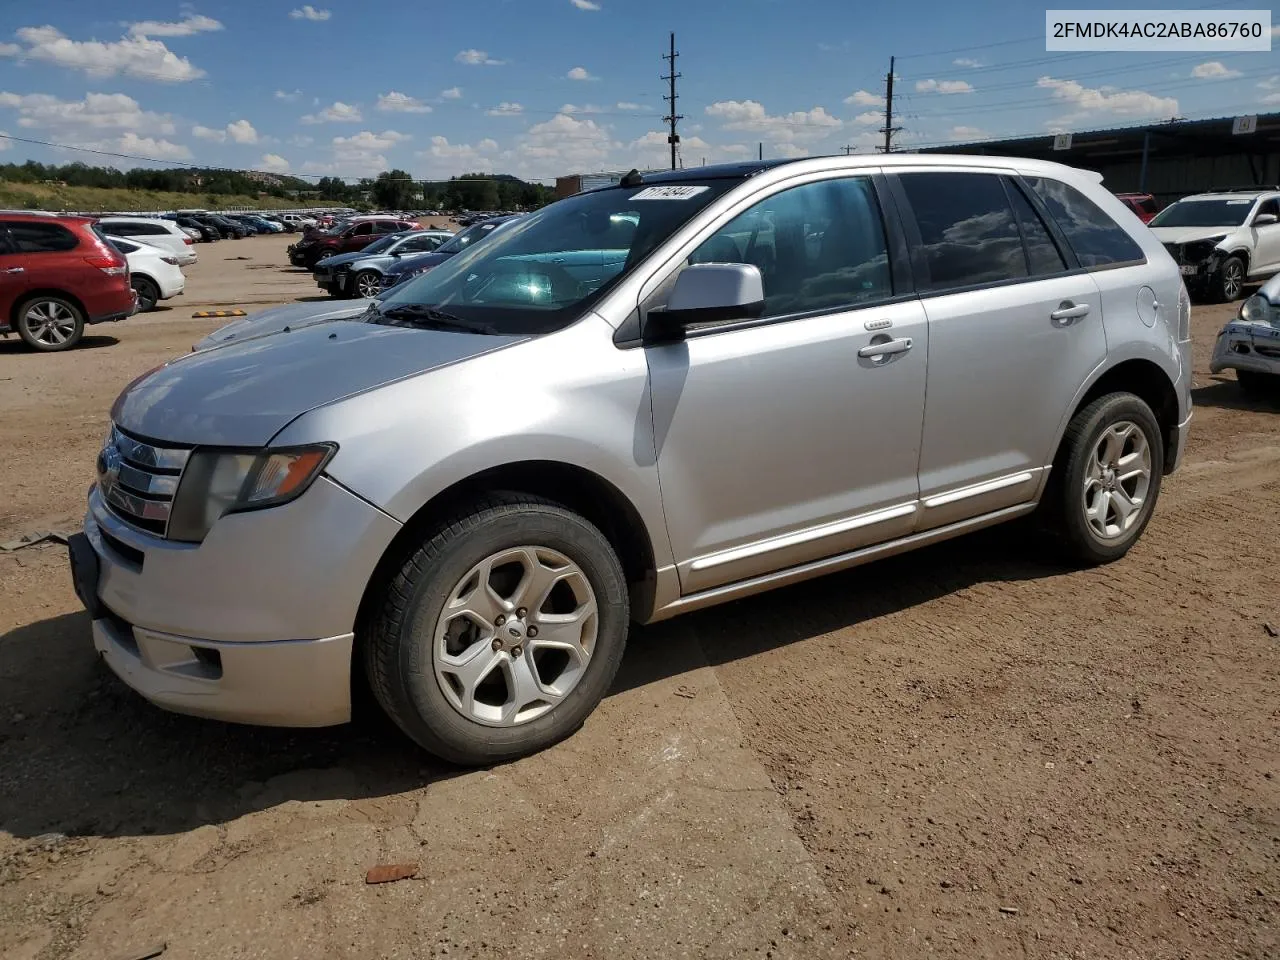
(1024, 177, 1145, 267)
(899, 172, 1027, 290)
(3, 221, 79, 253)
(686, 177, 893, 319)
(1005, 180, 1068, 276)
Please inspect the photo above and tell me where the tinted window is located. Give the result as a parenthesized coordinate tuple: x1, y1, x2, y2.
(900, 173, 1026, 290)
(1025, 177, 1144, 267)
(4, 221, 79, 253)
(1006, 180, 1068, 276)
(374, 221, 400, 234)
(351, 222, 375, 236)
(1256, 199, 1280, 221)
(687, 177, 892, 318)
(403, 234, 442, 252)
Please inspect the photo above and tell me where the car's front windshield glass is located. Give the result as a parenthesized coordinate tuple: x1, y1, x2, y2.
(357, 233, 404, 255)
(1150, 199, 1254, 228)
(436, 220, 507, 255)
(378, 179, 738, 335)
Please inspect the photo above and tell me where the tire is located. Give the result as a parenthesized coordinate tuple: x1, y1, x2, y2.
(1042, 392, 1164, 565)
(1212, 255, 1245, 303)
(1237, 369, 1279, 401)
(364, 493, 629, 765)
(353, 270, 381, 300)
(131, 276, 160, 313)
(15, 295, 85, 352)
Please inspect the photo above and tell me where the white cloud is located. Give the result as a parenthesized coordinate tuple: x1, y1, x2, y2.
(948, 125, 988, 140)
(316, 129, 411, 176)
(915, 79, 974, 94)
(1263, 92, 1280, 105)
(854, 111, 881, 125)
(275, 89, 302, 101)
(705, 99, 842, 145)
(486, 101, 524, 116)
(127, 13, 223, 38)
(301, 101, 362, 123)
(289, 5, 331, 20)
(288, 134, 313, 147)
(192, 124, 224, 142)
(567, 66, 597, 81)
(570, 0, 601, 8)
(507, 112, 616, 177)
(441, 86, 463, 99)
(0, 25, 205, 81)
(456, 48, 504, 66)
(117, 132, 191, 159)
(627, 129, 714, 166)
(560, 103, 607, 114)
(0, 91, 175, 138)
(1037, 76, 1178, 118)
(417, 135, 500, 175)
(259, 153, 290, 173)
(1192, 61, 1241, 80)
(616, 101, 649, 111)
(377, 91, 431, 113)
(227, 119, 258, 144)
(0, 133, 9, 152)
(844, 89, 884, 107)
(774, 143, 809, 159)
(953, 57, 983, 68)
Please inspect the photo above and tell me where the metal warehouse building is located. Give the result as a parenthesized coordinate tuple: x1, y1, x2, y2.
(920, 112, 1280, 206)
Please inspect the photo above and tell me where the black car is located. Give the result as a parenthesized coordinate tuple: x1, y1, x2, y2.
(191, 214, 246, 239)
(173, 216, 219, 242)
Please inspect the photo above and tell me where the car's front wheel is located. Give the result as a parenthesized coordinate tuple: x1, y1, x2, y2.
(1214, 255, 1246, 302)
(1043, 392, 1164, 564)
(15, 296, 85, 351)
(353, 270, 381, 299)
(364, 493, 629, 765)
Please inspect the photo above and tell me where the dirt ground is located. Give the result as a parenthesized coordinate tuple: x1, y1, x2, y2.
(0, 233, 1276, 960)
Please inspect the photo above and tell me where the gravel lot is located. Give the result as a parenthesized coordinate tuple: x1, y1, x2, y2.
(1, 233, 1277, 959)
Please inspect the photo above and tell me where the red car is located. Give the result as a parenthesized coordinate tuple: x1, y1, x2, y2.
(0, 212, 134, 351)
(288, 217, 419, 268)
(1115, 192, 1160, 224)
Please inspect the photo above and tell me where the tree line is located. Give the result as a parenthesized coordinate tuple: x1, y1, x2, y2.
(0, 160, 556, 211)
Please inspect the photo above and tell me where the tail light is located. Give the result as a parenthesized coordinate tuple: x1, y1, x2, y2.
(161, 255, 180, 265)
(183, 237, 194, 245)
(84, 255, 127, 277)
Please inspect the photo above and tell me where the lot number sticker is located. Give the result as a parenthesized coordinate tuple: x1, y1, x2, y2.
(630, 185, 710, 200)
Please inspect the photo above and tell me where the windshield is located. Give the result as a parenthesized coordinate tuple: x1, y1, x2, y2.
(355, 233, 405, 256)
(1150, 198, 1254, 229)
(436, 219, 510, 255)
(379, 180, 737, 335)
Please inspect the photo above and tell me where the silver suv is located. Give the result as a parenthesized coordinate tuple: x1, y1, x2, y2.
(68, 156, 1193, 765)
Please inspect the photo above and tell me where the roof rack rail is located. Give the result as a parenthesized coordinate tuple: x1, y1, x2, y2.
(1219, 185, 1280, 192)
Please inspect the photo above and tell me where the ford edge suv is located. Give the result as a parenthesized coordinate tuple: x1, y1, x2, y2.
(68, 156, 1193, 764)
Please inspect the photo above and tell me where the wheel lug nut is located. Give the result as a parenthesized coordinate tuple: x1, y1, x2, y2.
(516, 607, 527, 619)
(511, 645, 523, 658)
(491, 638, 503, 651)
(527, 625, 538, 638)
(495, 614, 506, 626)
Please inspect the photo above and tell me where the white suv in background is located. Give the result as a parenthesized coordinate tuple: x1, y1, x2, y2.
(106, 236, 186, 312)
(1149, 187, 1280, 302)
(96, 217, 198, 266)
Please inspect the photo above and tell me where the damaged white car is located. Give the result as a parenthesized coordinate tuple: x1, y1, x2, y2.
(1211, 272, 1280, 398)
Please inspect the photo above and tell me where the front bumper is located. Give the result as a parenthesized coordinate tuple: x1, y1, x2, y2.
(69, 476, 401, 727)
(1210, 321, 1280, 377)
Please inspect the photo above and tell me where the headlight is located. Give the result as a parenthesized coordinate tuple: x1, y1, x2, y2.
(1177, 283, 1191, 340)
(1238, 294, 1276, 327)
(168, 444, 336, 542)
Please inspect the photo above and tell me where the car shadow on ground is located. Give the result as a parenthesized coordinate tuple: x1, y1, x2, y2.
(0, 335, 119, 356)
(1192, 378, 1280, 411)
(0, 525, 1060, 842)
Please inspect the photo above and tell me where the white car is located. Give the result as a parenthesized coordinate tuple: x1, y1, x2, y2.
(1148, 188, 1280, 302)
(108, 237, 186, 312)
(98, 216, 198, 266)
(279, 213, 317, 229)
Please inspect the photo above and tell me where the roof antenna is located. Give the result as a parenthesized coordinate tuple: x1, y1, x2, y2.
(619, 168, 644, 187)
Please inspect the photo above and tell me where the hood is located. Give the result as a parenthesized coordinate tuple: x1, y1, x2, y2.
(1149, 226, 1233, 245)
(192, 300, 370, 352)
(116, 318, 526, 447)
(385, 249, 453, 277)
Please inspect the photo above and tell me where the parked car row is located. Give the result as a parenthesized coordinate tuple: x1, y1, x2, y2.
(287, 215, 421, 269)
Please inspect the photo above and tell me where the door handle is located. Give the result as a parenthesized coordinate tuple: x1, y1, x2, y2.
(1, 267, 24, 274)
(857, 337, 912, 359)
(1050, 301, 1090, 322)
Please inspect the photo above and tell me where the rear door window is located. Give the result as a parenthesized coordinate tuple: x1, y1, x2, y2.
(5, 221, 80, 253)
(352, 222, 375, 237)
(898, 172, 1027, 290)
(1024, 177, 1145, 268)
(1005, 179, 1069, 277)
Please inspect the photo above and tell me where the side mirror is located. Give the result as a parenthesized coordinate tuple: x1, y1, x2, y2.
(643, 263, 765, 343)
(1254, 213, 1279, 227)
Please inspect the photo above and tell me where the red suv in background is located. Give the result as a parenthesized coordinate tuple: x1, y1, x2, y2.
(1115, 192, 1160, 224)
(0, 212, 135, 351)
(288, 217, 419, 268)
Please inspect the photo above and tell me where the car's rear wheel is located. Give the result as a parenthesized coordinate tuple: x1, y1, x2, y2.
(1042, 392, 1164, 565)
(131, 276, 160, 313)
(15, 296, 85, 352)
(353, 270, 381, 299)
(364, 493, 629, 765)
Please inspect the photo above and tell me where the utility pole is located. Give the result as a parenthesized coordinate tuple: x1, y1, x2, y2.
(878, 55, 902, 153)
(661, 33, 682, 171)
(758, 142, 763, 160)
(841, 144, 855, 155)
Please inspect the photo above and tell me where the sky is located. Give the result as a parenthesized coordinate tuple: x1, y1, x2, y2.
(0, 1, 1276, 184)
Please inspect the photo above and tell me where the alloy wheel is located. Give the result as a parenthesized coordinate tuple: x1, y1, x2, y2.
(1082, 420, 1152, 540)
(433, 546, 598, 727)
(1222, 259, 1243, 300)
(355, 271, 380, 298)
(22, 300, 78, 347)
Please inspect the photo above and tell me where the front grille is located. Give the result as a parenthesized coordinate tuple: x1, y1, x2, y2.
(98, 425, 190, 538)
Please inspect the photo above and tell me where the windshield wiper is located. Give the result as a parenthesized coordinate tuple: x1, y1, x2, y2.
(376, 303, 501, 335)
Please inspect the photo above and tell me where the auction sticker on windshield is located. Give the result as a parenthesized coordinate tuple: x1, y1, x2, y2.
(630, 186, 710, 201)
